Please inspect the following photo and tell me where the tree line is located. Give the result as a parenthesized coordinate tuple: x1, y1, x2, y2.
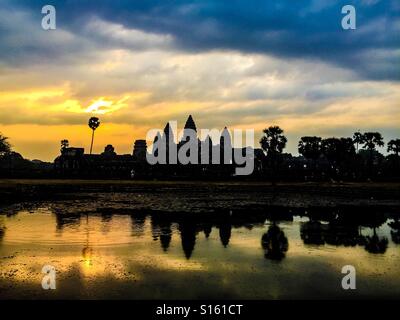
(260, 126, 400, 181)
(1, 125, 400, 181)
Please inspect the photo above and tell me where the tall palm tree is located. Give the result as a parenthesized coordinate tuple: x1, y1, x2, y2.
(387, 139, 400, 156)
(260, 126, 287, 183)
(88, 117, 100, 155)
(352, 131, 363, 153)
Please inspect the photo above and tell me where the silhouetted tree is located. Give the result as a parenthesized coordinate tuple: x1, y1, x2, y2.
(0, 134, 11, 156)
(322, 137, 355, 179)
(387, 139, 400, 156)
(88, 117, 100, 155)
(362, 132, 385, 151)
(361, 132, 384, 177)
(298, 136, 322, 162)
(352, 131, 363, 153)
(337, 138, 356, 164)
(60, 139, 69, 153)
(260, 126, 287, 183)
(298, 136, 322, 175)
(322, 138, 341, 178)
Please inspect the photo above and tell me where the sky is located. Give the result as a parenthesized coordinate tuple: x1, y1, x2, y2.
(0, 0, 399, 161)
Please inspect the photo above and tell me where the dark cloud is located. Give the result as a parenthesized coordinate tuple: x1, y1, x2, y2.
(2, 0, 398, 80)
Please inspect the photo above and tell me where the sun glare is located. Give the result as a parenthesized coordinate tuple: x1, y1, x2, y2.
(85, 96, 130, 114)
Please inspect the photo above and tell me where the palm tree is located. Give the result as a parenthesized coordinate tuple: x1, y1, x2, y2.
(88, 117, 100, 155)
(260, 126, 287, 183)
(387, 139, 400, 156)
(260, 126, 287, 155)
(362, 132, 384, 175)
(362, 132, 384, 151)
(352, 131, 363, 153)
(0, 133, 11, 156)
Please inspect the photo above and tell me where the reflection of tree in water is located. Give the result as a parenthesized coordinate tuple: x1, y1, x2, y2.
(300, 209, 391, 254)
(130, 213, 146, 237)
(389, 219, 400, 244)
(358, 211, 388, 254)
(261, 223, 288, 261)
(179, 221, 197, 259)
(364, 228, 388, 254)
(301, 219, 361, 247)
(300, 220, 326, 245)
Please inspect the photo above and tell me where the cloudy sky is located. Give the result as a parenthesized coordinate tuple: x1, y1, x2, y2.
(0, 0, 399, 161)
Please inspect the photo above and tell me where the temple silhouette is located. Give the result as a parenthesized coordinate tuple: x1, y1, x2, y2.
(54, 115, 265, 179)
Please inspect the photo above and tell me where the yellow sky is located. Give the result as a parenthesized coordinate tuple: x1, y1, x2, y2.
(0, 32, 399, 162)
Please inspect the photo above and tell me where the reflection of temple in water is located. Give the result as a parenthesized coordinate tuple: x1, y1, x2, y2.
(150, 215, 173, 251)
(46, 206, 398, 259)
(218, 222, 232, 247)
(130, 213, 146, 237)
(203, 223, 212, 238)
(179, 221, 197, 259)
(54, 213, 81, 231)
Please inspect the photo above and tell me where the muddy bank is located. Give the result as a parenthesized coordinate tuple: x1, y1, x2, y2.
(0, 179, 400, 214)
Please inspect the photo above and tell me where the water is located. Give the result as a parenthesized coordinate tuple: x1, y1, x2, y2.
(0, 204, 399, 299)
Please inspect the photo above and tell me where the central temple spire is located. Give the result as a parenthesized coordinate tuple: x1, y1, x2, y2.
(184, 115, 197, 132)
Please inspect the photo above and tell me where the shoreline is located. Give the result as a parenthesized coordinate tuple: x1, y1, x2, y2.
(1, 179, 400, 212)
